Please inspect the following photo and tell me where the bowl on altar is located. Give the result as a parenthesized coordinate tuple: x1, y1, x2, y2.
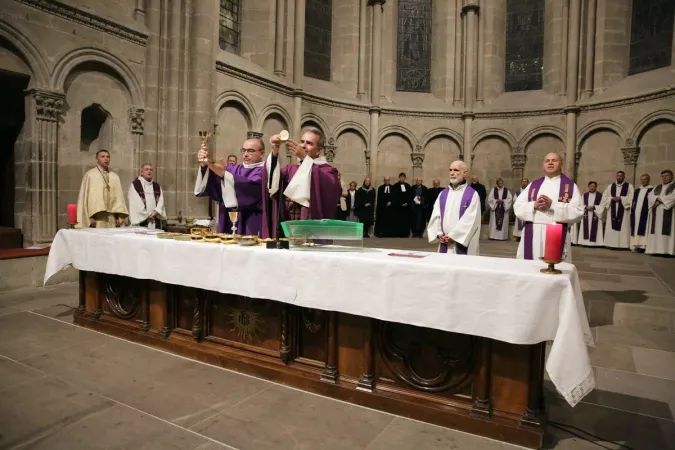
(237, 236, 259, 246)
(217, 233, 233, 239)
(185, 217, 196, 227)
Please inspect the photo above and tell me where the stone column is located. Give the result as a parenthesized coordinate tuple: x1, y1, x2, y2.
(510, 148, 526, 183)
(293, 0, 306, 139)
(476, 0, 485, 105)
(582, 0, 597, 98)
(368, 0, 385, 183)
(463, 3, 479, 111)
(564, 0, 581, 178)
(453, 0, 463, 105)
(143, 0, 161, 169)
(559, 0, 569, 96)
(411, 150, 424, 179)
(274, 0, 286, 75)
(357, 0, 368, 100)
(621, 140, 640, 185)
(21, 89, 64, 245)
(134, 0, 146, 21)
(129, 107, 145, 171)
(463, 113, 474, 173)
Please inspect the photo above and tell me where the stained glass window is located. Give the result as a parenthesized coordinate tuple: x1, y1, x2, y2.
(505, 0, 544, 92)
(396, 0, 432, 92)
(219, 0, 241, 53)
(304, 0, 332, 81)
(629, 0, 674, 75)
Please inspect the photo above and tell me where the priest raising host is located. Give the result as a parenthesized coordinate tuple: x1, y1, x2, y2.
(514, 152, 583, 262)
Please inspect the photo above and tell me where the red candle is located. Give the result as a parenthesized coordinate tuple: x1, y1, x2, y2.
(544, 223, 563, 261)
(67, 204, 77, 225)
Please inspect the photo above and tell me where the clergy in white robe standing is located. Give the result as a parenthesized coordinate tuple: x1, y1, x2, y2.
(630, 174, 654, 252)
(577, 181, 605, 247)
(427, 160, 481, 255)
(601, 171, 634, 249)
(514, 152, 584, 262)
(487, 179, 512, 240)
(646, 170, 675, 256)
(128, 164, 166, 229)
(512, 178, 529, 239)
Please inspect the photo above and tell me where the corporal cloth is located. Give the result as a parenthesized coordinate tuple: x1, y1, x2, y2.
(578, 191, 604, 247)
(262, 153, 341, 238)
(75, 166, 128, 228)
(630, 185, 653, 250)
(427, 183, 481, 255)
(487, 187, 512, 240)
(195, 162, 264, 235)
(514, 174, 583, 262)
(602, 182, 633, 249)
(45, 228, 595, 407)
(646, 182, 675, 255)
(128, 177, 166, 228)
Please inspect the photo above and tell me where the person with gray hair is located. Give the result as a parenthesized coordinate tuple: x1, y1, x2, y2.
(128, 163, 166, 229)
(262, 127, 341, 238)
(646, 169, 675, 256)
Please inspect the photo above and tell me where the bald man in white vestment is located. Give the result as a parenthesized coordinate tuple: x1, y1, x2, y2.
(630, 174, 654, 252)
(427, 160, 481, 255)
(646, 170, 675, 256)
(128, 164, 166, 229)
(602, 171, 634, 249)
(514, 153, 583, 262)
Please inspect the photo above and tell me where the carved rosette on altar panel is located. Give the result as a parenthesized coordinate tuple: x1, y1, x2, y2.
(129, 107, 145, 171)
(25, 89, 65, 243)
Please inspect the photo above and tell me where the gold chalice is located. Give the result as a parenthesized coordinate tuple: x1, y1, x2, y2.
(198, 130, 212, 163)
(228, 209, 239, 236)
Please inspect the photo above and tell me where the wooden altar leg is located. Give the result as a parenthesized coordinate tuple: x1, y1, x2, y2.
(78, 271, 86, 314)
(320, 311, 339, 383)
(93, 273, 103, 320)
(192, 290, 203, 341)
(139, 280, 150, 332)
(356, 318, 375, 392)
(471, 338, 492, 419)
(280, 304, 291, 364)
(521, 342, 546, 428)
(160, 284, 173, 338)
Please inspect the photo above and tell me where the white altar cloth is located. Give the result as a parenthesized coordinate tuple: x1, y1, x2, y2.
(45, 228, 595, 407)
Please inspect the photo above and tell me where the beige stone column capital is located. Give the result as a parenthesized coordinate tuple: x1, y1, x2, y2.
(247, 131, 264, 139)
(29, 89, 65, 122)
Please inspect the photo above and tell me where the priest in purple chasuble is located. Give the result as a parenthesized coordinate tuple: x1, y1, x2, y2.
(427, 160, 481, 255)
(75, 149, 128, 228)
(261, 127, 342, 239)
(128, 164, 166, 229)
(487, 178, 513, 241)
(601, 171, 634, 249)
(646, 169, 675, 256)
(194, 137, 265, 236)
(630, 174, 654, 251)
(514, 152, 583, 262)
(512, 178, 529, 239)
(577, 181, 606, 247)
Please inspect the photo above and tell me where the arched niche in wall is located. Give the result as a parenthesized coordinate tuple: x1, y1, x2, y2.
(215, 100, 251, 164)
(377, 133, 414, 182)
(334, 129, 368, 185)
(577, 129, 623, 192)
(636, 119, 675, 183)
(472, 137, 514, 189)
(422, 136, 460, 185)
(80, 103, 112, 153)
(523, 134, 564, 182)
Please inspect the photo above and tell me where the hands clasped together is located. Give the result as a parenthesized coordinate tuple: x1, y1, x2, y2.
(534, 195, 552, 211)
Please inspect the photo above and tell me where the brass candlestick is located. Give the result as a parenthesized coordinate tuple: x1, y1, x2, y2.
(539, 257, 563, 275)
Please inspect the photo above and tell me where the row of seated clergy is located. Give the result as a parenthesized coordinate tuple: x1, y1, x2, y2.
(74, 150, 167, 229)
(194, 127, 342, 238)
(568, 170, 675, 255)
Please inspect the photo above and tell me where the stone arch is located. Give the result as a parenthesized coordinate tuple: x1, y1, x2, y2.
(0, 20, 49, 87)
(300, 113, 331, 136)
(519, 126, 566, 151)
(577, 120, 628, 147)
(257, 103, 292, 132)
(333, 121, 370, 144)
(630, 110, 675, 145)
(214, 91, 256, 130)
(377, 125, 418, 149)
(419, 128, 464, 150)
(472, 128, 518, 152)
(51, 47, 143, 106)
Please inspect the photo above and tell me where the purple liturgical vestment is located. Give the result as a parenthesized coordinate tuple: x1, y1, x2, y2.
(438, 185, 476, 255)
(582, 191, 603, 242)
(262, 155, 341, 239)
(195, 164, 264, 235)
(610, 183, 630, 231)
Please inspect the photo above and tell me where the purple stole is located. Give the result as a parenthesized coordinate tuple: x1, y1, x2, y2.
(523, 174, 574, 260)
(132, 179, 161, 228)
(438, 185, 476, 255)
(582, 192, 602, 242)
(631, 187, 653, 237)
(493, 187, 509, 231)
(650, 183, 675, 236)
(610, 183, 629, 231)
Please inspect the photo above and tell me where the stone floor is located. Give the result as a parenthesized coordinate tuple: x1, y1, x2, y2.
(0, 238, 674, 450)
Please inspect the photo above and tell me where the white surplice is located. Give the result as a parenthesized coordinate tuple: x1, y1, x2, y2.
(512, 189, 524, 238)
(569, 222, 579, 245)
(630, 185, 653, 250)
(427, 183, 481, 255)
(577, 192, 605, 247)
(128, 177, 166, 228)
(646, 182, 675, 256)
(514, 175, 584, 262)
(487, 187, 513, 240)
(601, 182, 634, 249)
